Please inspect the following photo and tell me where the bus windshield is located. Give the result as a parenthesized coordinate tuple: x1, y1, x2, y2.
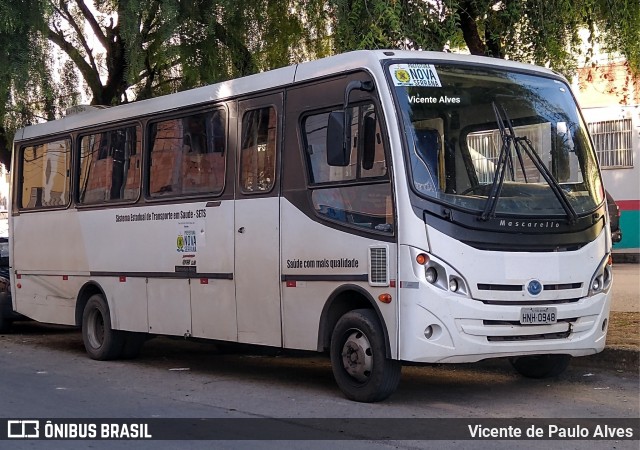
(389, 63, 604, 218)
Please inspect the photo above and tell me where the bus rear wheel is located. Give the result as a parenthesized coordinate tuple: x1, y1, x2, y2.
(330, 309, 401, 402)
(82, 294, 125, 360)
(509, 354, 571, 378)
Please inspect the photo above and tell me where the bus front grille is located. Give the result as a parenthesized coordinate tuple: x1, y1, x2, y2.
(477, 282, 582, 292)
(487, 332, 571, 342)
(458, 318, 577, 342)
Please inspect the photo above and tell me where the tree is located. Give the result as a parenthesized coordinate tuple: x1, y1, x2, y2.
(1, 0, 638, 159)
(329, 0, 640, 77)
(0, 0, 330, 155)
(0, 1, 72, 166)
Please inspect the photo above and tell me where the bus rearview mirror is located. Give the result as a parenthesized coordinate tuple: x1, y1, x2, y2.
(327, 111, 351, 166)
(362, 114, 376, 170)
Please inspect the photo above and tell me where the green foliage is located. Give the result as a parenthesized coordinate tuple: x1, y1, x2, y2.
(0, 0, 70, 147)
(0, 0, 638, 154)
(591, 0, 640, 74)
(330, 0, 640, 79)
(329, 0, 456, 52)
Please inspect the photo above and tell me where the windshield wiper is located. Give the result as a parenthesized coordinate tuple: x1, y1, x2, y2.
(481, 102, 578, 224)
(481, 102, 523, 220)
(513, 134, 578, 224)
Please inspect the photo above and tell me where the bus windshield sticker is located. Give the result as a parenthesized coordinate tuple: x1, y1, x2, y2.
(390, 64, 442, 87)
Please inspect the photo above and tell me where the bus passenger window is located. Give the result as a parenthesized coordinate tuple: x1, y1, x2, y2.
(20, 138, 71, 209)
(78, 126, 140, 204)
(240, 107, 277, 193)
(183, 117, 207, 154)
(149, 109, 226, 197)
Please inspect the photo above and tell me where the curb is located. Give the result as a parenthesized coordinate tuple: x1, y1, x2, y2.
(574, 347, 639, 374)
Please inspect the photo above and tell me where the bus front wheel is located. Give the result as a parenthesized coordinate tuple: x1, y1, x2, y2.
(330, 309, 401, 402)
(509, 354, 571, 378)
(82, 294, 125, 360)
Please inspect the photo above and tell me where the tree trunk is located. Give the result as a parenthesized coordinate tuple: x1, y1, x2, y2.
(457, 0, 487, 56)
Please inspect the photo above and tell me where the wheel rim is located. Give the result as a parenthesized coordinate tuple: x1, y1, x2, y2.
(87, 308, 105, 349)
(340, 328, 373, 383)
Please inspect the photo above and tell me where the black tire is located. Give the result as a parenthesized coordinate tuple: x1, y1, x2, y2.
(120, 332, 147, 359)
(509, 354, 572, 378)
(330, 309, 401, 402)
(82, 294, 125, 360)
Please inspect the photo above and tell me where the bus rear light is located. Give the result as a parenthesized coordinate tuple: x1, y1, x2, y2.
(16, 283, 21, 289)
(416, 253, 429, 265)
(378, 293, 392, 304)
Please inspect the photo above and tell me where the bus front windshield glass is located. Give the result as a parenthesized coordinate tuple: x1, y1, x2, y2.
(389, 63, 603, 218)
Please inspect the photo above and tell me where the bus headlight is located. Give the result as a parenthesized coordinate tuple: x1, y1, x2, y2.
(425, 267, 438, 284)
(411, 248, 470, 297)
(589, 254, 612, 296)
(448, 275, 468, 296)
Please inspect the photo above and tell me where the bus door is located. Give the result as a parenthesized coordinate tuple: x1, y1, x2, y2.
(234, 94, 283, 346)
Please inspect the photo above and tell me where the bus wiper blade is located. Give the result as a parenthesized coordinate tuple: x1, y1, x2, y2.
(482, 102, 578, 224)
(514, 135, 578, 224)
(481, 102, 515, 220)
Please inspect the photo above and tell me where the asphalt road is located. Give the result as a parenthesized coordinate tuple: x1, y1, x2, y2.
(0, 263, 637, 449)
(0, 320, 638, 449)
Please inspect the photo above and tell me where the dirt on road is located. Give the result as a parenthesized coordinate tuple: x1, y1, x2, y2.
(607, 311, 640, 351)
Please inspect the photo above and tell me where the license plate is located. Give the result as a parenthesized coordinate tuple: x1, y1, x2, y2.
(520, 307, 557, 325)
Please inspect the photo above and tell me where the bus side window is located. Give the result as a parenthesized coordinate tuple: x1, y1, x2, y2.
(149, 119, 182, 195)
(302, 104, 394, 234)
(240, 107, 277, 193)
(149, 110, 226, 198)
(183, 116, 207, 154)
(79, 126, 140, 204)
(20, 139, 71, 209)
(182, 110, 226, 194)
(411, 128, 440, 193)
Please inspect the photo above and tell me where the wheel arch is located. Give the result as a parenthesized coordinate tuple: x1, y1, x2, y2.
(75, 281, 107, 327)
(317, 284, 392, 358)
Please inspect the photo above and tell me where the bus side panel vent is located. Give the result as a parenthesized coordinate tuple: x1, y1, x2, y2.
(369, 245, 389, 287)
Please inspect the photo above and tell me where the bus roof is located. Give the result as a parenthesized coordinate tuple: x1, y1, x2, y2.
(15, 50, 561, 142)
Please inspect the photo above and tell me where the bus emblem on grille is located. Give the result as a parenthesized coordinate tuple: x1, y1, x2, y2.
(527, 280, 543, 296)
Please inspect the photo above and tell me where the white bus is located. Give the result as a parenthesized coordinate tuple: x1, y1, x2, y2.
(8, 50, 612, 402)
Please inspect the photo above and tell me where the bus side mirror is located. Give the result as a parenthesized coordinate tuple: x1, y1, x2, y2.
(327, 80, 374, 167)
(362, 113, 376, 170)
(327, 111, 351, 166)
